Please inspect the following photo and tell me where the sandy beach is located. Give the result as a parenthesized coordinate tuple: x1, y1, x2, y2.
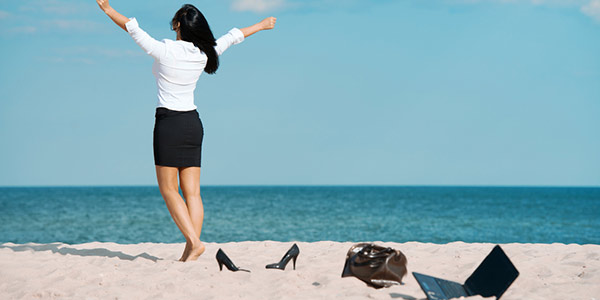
(0, 241, 598, 299)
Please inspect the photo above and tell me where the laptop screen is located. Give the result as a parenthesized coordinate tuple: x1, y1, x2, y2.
(464, 245, 519, 299)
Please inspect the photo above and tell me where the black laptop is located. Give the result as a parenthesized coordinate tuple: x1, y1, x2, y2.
(413, 245, 519, 300)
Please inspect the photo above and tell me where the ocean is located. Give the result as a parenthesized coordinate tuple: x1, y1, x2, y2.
(0, 186, 598, 245)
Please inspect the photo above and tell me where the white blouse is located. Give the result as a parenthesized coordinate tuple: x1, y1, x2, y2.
(125, 18, 245, 111)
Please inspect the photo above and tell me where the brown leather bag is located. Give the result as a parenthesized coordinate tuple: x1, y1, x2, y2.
(341, 243, 408, 289)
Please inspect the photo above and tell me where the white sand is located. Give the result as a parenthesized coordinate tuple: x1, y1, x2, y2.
(0, 241, 598, 299)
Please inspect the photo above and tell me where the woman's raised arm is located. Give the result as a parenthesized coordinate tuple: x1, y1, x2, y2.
(214, 17, 277, 56)
(240, 17, 277, 38)
(96, 0, 129, 32)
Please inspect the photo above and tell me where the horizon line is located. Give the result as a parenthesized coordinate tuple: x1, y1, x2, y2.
(1, 184, 599, 189)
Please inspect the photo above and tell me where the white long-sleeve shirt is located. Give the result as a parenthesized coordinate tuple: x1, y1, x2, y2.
(125, 18, 245, 111)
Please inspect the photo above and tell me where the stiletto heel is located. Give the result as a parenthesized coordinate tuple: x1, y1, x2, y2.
(293, 255, 297, 270)
(266, 243, 300, 270)
(216, 248, 250, 272)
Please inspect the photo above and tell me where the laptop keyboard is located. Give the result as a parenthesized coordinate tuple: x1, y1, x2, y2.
(435, 278, 467, 298)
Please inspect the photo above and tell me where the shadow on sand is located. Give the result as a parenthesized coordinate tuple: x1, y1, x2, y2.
(0, 243, 161, 262)
(389, 292, 425, 300)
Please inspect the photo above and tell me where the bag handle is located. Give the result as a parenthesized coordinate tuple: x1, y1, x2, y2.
(358, 245, 395, 259)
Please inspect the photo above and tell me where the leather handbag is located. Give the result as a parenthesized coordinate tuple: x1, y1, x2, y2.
(341, 243, 408, 289)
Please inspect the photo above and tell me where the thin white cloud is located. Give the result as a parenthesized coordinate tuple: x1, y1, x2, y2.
(41, 19, 103, 32)
(505, 0, 600, 21)
(36, 56, 95, 65)
(71, 57, 95, 64)
(19, 0, 91, 15)
(230, 0, 600, 22)
(55, 46, 143, 59)
(465, 0, 587, 4)
(2, 19, 104, 35)
(96, 48, 144, 59)
(448, 0, 600, 21)
(6, 26, 38, 34)
(231, 0, 287, 13)
(36, 46, 143, 65)
(0, 0, 101, 35)
(1, 19, 104, 35)
(0, 10, 9, 19)
(230, 0, 394, 13)
(581, 0, 600, 20)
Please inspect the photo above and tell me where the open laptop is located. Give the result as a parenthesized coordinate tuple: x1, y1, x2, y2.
(413, 245, 519, 300)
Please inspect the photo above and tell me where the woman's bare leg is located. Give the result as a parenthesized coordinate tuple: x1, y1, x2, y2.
(155, 165, 205, 261)
(179, 167, 204, 238)
(179, 167, 204, 261)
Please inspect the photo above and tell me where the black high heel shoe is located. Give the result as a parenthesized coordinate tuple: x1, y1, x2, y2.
(216, 248, 250, 272)
(266, 243, 300, 270)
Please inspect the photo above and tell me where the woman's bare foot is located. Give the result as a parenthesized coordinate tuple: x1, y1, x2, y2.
(178, 242, 191, 262)
(183, 241, 205, 262)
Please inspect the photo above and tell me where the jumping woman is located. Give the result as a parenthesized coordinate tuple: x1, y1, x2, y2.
(96, 0, 276, 262)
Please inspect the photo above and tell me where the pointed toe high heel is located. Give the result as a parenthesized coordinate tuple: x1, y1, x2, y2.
(216, 248, 250, 272)
(266, 243, 300, 270)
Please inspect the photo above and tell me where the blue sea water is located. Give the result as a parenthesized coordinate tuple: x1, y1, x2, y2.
(0, 186, 598, 245)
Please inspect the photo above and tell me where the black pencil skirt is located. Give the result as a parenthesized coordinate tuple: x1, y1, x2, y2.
(153, 107, 204, 167)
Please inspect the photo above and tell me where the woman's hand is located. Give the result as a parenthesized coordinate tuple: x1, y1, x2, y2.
(240, 17, 277, 38)
(260, 17, 277, 30)
(96, 0, 111, 12)
(96, 0, 129, 32)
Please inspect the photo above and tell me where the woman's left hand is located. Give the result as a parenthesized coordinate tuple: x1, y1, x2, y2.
(260, 17, 277, 30)
(96, 0, 111, 12)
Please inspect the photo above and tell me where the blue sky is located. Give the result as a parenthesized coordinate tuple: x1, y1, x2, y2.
(0, 0, 599, 186)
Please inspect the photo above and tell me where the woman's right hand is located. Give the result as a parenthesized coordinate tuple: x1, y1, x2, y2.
(96, 0, 111, 12)
(260, 17, 277, 30)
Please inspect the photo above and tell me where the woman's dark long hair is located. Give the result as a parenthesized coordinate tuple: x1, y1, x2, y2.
(171, 4, 219, 74)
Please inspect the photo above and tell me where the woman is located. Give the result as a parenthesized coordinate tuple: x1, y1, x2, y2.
(96, 0, 276, 262)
